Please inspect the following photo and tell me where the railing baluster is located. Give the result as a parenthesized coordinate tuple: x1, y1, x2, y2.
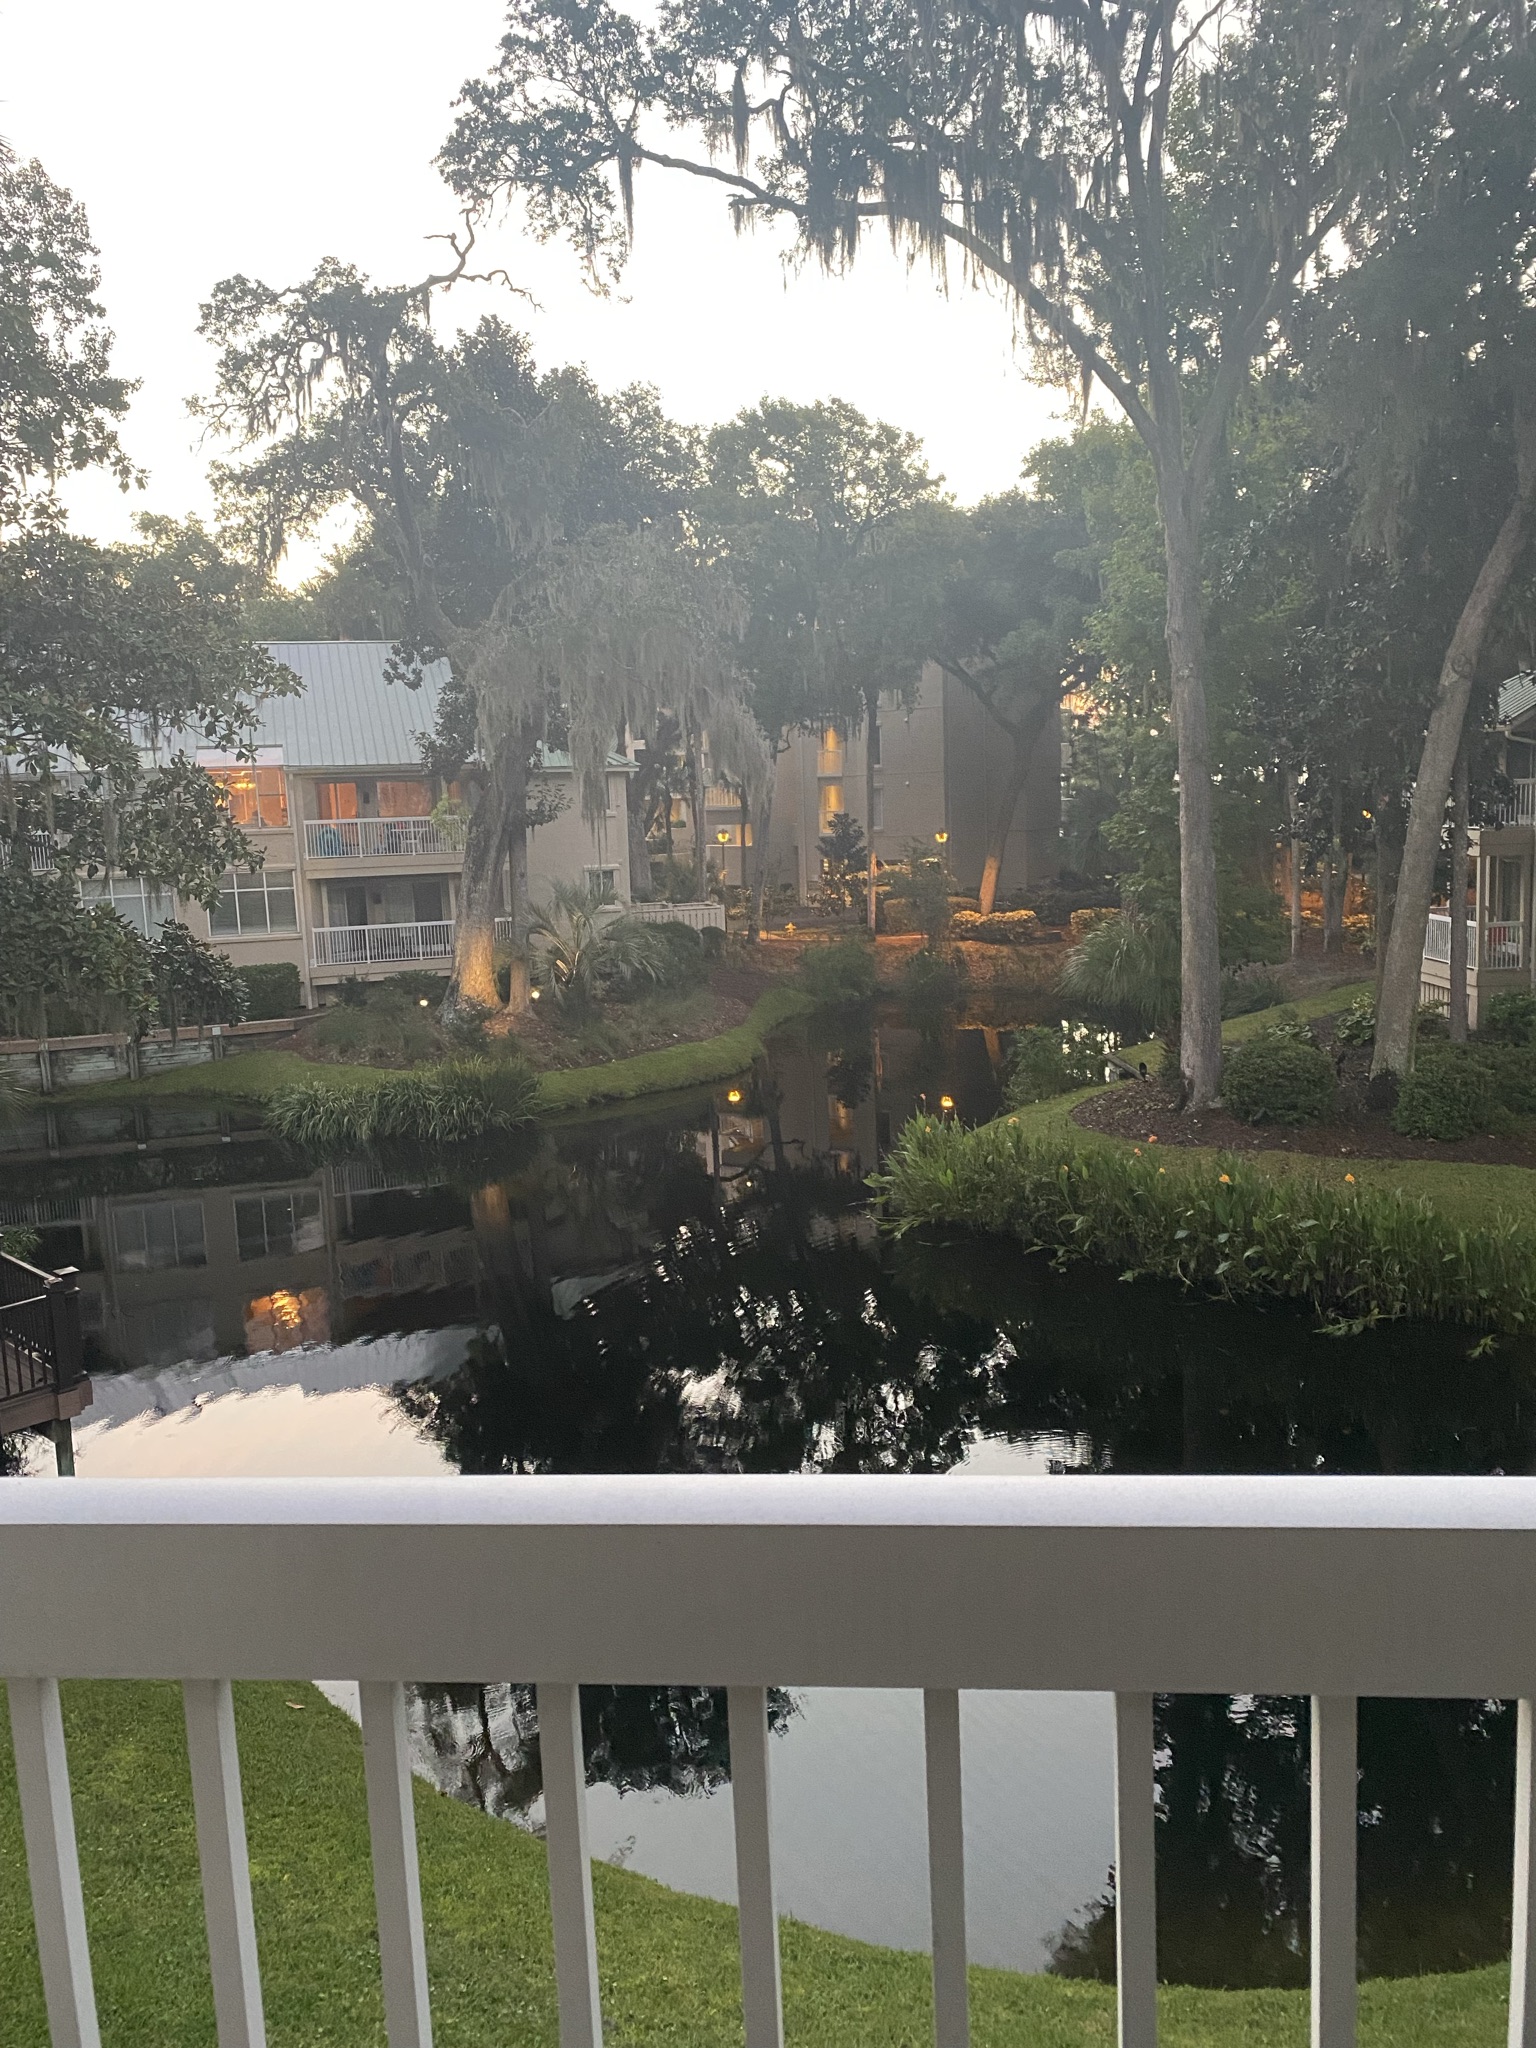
(183, 1680, 265, 2048)
(8, 1677, 101, 2048)
(359, 1681, 434, 2048)
(1511, 1699, 1536, 2048)
(924, 1687, 969, 2048)
(1311, 1694, 1358, 2048)
(728, 1685, 784, 2048)
(1113, 1691, 1158, 2048)
(537, 1682, 603, 2048)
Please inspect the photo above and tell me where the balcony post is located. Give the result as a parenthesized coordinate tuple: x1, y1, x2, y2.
(359, 1680, 434, 2048)
(924, 1687, 969, 2048)
(728, 1685, 784, 2048)
(537, 1682, 603, 2048)
(183, 1679, 266, 2048)
(8, 1676, 101, 2048)
(1511, 1699, 1536, 2048)
(1310, 1694, 1358, 2048)
(1113, 1692, 1158, 2048)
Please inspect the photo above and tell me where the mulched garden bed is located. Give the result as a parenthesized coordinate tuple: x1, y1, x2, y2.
(1071, 1028, 1536, 1169)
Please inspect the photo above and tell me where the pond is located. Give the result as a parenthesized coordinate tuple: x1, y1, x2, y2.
(3, 994, 1529, 1987)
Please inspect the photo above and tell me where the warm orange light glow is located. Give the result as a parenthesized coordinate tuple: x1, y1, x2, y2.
(934, 831, 949, 845)
(726, 1088, 743, 1104)
(939, 1095, 955, 1111)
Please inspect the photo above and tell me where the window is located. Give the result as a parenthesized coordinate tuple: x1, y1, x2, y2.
(583, 866, 619, 897)
(870, 786, 884, 832)
(820, 782, 845, 825)
(80, 875, 171, 938)
(235, 1189, 324, 1262)
(211, 868, 298, 936)
(378, 780, 430, 818)
(868, 717, 881, 767)
(315, 780, 359, 820)
(210, 766, 288, 827)
(114, 1199, 206, 1272)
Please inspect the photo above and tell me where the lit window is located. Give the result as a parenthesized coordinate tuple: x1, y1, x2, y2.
(80, 875, 172, 938)
(378, 781, 431, 818)
(234, 1189, 324, 1262)
(244, 1286, 329, 1353)
(820, 783, 844, 823)
(211, 869, 298, 936)
(315, 781, 359, 820)
(210, 766, 288, 827)
(114, 1199, 206, 1272)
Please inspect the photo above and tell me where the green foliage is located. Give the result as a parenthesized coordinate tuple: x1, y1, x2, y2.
(952, 908, 1041, 945)
(643, 922, 717, 990)
(1393, 1047, 1497, 1142)
(798, 937, 878, 1007)
(1480, 992, 1536, 1047)
(1488, 1045, 1536, 1116)
(386, 970, 450, 1008)
(235, 962, 302, 1020)
(267, 1055, 539, 1149)
(883, 849, 952, 946)
(879, 1121, 1536, 1335)
(528, 877, 673, 1010)
(1005, 1025, 1104, 1106)
(1221, 1029, 1336, 1126)
(0, 868, 150, 1038)
(1334, 994, 1377, 1048)
(308, 986, 438, 1066)
(816, 811, 867, 915)
(1415, 1001, 1450, 1041)
(899, 946, 965, 1030)
(1219, 967, 1287, 1018)
(149, 922, 248, 1038)
(1059, 912, 1181, 1036)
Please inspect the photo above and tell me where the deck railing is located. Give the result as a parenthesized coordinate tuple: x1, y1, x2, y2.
(303, 818, 458, 861)
(0, 1254, 85, 1414)
(493, 900, 726, 946)
(1495, 779, 1536, 826)
(6, 1474, 1536, 2048)
(311, 921, 455, 968)
(1423, 912, 1525, 971)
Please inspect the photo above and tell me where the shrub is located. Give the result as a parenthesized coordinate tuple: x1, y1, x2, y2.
(1415, 1000, 1449, 1040)
(883, 852, 952, 944)
(1334, 994, 1376, 1047)
(308, 985, 437, 1065)
(799, 936, 878, 1006)
(237, 962, 304, 1020)
(1005, 1025, 1105, 1105)
(645, 921, 715, 990)
(1060, 911, 1180, 1037)
(1222, 1029, 1335, 1125)
(877, 1120, 1536, 1334)
(1392, 1045, 1497, 1141)
(1481, 991, 1536, 1046)
(899, 946, 966, 1026)
(438, 998, 496, 1052)
(151, 922, 249, 1037)
(951, 908, 1041, 945)
(1068, 906, 1119, 942)
(389, 970, 450, 1008)
(267, 1054, 539, 1148)
(1489, 1044, 1536, 1115)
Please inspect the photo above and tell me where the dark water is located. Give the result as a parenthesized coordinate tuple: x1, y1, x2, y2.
(3, 998, 1529, 1984)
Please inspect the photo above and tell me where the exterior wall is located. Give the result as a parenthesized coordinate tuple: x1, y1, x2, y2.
(526, 769, 632, 908)
(177, 800, 309, 994)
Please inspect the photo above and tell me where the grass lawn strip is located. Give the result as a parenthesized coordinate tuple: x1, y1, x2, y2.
(0, 1680, 1506, 2047)
(58, 988, 815, 1121)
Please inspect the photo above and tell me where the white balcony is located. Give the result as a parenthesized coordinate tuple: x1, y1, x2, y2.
(1496, 779, 1536, 826)
(304, 817, 457, 861)
(311, 920, 454, 968)
(1423, 912, 1524, 971)
(5, 1473, 1536, 2048)
(0, 831, 57, 875)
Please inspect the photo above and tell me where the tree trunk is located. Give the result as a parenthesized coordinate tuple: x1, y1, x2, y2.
(1372, 451, 1536, 1076)
(1159, 502, 1224, 1110)
(447, 748, 524, 1017)
(977, 739, 1035, 917)
(1448, 741, 1470, 1044)
(864, 684, 879, 930)
(1372, 798, 1402, 1009)
(1286, 767, 1303, 961)
(748, 742, 783, 939)
(1323, 783, 1345, 954)
(626, 766, 653, 899)
(689, 735, 707, 898)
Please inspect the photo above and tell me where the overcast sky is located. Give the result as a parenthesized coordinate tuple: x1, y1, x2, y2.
(2, 0, 1070, 580)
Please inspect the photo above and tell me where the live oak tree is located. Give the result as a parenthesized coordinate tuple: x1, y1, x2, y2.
(442, 0, 1435, 1102)
(199, 260, 758, 1014)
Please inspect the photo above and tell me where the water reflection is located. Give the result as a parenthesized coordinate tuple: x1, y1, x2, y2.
(3, 998, 1531, 1981)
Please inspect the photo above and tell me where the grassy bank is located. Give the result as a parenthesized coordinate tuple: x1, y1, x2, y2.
(0, 1680, 1506, 2048)
(58, 989, 815, 1124)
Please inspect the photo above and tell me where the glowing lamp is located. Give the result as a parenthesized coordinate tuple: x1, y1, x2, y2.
(726, 1088, 743, 1105)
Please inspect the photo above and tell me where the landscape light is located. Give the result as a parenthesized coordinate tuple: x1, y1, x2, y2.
(717, 829, 730, 844)
(934, 831, 949, 845)
(939, 1094, 955, 1112)
(418, 998, 430, 1008)
(727, 1088, 743, 1104)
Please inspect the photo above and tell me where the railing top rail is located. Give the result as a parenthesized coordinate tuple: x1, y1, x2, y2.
(0, 1249, 61, 1290)
(7, 1475, 1536, 1695)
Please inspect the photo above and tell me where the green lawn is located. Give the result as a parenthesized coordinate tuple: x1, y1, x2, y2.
(0, 1681, 1507, 2047)
(59, 989, 816, 1124)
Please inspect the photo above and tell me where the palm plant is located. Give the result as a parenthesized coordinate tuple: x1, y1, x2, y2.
(1060, 909, 1182, 1039)
(527, 877, 666, 1010)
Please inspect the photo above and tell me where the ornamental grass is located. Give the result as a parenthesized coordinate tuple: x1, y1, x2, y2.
(877, 1115, 1536, 1335)
(267, 1055, 539, 1149)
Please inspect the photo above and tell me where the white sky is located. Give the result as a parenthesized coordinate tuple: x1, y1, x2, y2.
(1, 0, 1070, 581)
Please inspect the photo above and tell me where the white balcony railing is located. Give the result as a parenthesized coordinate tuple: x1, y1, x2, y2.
(6, 1475, 1536, 2048)
(1423, 912, 1524, 971)
(0, 831, 57, 875)
(1495, 779, 1536, 826)
(493, 900, 725, 945)
(311, 921, 454, 967)
(304, 817, 457, 861)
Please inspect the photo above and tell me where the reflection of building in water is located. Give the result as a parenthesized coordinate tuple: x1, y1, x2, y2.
(0, 1167, 483, 1373)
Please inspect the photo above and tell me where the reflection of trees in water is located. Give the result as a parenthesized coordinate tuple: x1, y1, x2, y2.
(399, 1113, 1536, 1985)
(1049, 1694, 1514, 1986)
(408, 1680, 795, 1820)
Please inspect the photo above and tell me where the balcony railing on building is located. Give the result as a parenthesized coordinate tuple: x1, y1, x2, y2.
(304, 817, 457, 861)
(1495, 778, 1536, 826)
(9, 1474, 1536, 2048)
(1423, 911, 1524, 971)
(0, 831, 57, 875)
(494, 900, 726, 944)
(311, 921, 455, 968)
(0, 1251, 89, 1435)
